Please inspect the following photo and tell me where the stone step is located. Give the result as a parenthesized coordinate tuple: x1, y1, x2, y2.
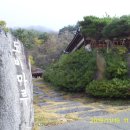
(46, 102, 83, 110)
(55, 107, 92, 114)
(78, 110, 109, 118)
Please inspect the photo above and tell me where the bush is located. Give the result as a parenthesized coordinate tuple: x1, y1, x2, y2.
(99, 48, 128, 79)
(44, 49, 96, 92)
(44, 47, 129, 98)
(86, 78, 130, 98)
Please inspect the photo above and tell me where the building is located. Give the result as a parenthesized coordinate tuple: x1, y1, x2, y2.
(32, 68, 43, 78)
(64, 30, 130, 53)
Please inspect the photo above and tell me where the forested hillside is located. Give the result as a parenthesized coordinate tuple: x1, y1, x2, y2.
(11, 25, 77, 69)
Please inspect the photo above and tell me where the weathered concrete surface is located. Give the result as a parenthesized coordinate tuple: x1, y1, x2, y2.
(0, 31, 33, 130)
(42, 110, 130, 130)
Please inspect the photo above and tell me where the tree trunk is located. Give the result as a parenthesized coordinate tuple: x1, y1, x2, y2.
(96, 51, 106, 80)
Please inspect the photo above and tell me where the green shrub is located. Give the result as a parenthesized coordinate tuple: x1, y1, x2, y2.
(115, 46, 128, 55)
(44, 47, 129, 96)
(44, 49, 96, 92)
(86, 78, 130, 98)
(106, 57, 128, 79)
(100, 48, 128, 79)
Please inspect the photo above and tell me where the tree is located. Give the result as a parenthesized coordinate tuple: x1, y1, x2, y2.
(0, 20, 9, 32)
(79, 16, 112, 40)
(39, 32, 48, 42)
(59, 25, 78, 35)
(11, 28, 48, 49)
(102, 15, 130, 39)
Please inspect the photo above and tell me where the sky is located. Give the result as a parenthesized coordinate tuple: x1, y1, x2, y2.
(0, 0, 130, 31)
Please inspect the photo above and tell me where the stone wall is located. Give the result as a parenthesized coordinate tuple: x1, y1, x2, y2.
(0, 31, 34, 130)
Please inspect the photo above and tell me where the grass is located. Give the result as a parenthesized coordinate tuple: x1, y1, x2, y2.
(33, 78, 43, 82)
(34, 105, 64, 126)
(34, 104, 80, 128)
(65, 113, 80, 121)
(33, 125, 40, 130)
(33, 96, 40, 104)
(63, 93, 130, 113)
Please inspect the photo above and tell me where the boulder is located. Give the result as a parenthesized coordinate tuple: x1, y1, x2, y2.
(0, 31, 34, 130)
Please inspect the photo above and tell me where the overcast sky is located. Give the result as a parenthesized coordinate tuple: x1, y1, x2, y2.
(0, 0, 130, 31)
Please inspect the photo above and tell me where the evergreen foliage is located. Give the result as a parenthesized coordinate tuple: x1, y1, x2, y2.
(86, 78, 130, 98)
(44, 49, 96, 92)
(79, 15, 130, 39)
(44, 47, 129, 98)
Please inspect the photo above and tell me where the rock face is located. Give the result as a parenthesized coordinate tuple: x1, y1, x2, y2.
(0, 31, 34, 130)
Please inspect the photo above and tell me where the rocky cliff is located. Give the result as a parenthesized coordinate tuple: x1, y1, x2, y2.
(0, 30, 34, 130)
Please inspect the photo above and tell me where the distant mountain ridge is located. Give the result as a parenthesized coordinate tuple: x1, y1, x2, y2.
(12, 25, 57, 32)
(26, 25, 57, 32)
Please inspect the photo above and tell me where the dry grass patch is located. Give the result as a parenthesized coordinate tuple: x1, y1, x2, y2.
(65, 113, 80, 121)
(33, 78, 43, 82)
(34, 103, 81, 128)
(34, 105, 67, 127)
(33, 125, 40, 130)
(33, 96, 40, 104)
